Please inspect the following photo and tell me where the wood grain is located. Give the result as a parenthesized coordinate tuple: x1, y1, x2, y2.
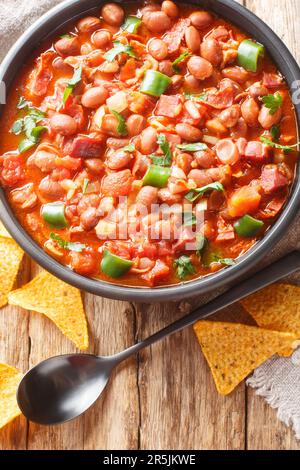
(0, 0, 299, 450)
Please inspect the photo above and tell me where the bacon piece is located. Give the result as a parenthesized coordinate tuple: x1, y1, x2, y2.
(262, 72, 284, 88)
(215, 216, 235, 243)
(205, 87, 234, 109)
(173, 228, 196, 253)
(154, 94, 183, 118)
(257, 196, 286, 219)
(163, 18, 191, 54)
(141, 259, 170, 286)
(243, 141, 270, 161)
(261, 165, 288, 194)
(101, 169, 133, 196)
(27, 51, 55, 98)
(68, 135, 105, 158)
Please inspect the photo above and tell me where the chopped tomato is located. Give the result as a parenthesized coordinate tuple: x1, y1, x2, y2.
(155, 95, 183, 118)
(120, 58, 137, 81)
(0, 154, 25, 187)
(69, 251, 99, 275)
(228, 185, 262, 217)
(141, 259, 170, 286)
(163, 18, 191, 54)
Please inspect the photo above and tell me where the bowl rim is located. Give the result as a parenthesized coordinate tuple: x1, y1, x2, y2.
(0, 0, 300, 302)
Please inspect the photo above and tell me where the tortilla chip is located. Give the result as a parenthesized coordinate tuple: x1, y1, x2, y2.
(241, 284, 300, 357)
(8, 271, 89, 350)
(0, 238, 24, 308)
(194, 321, 297, 395)
(0, 221, 12, 239)
(0, 363, 23, 429)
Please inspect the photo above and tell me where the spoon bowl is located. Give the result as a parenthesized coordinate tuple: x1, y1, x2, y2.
(17, 354, 116, 425)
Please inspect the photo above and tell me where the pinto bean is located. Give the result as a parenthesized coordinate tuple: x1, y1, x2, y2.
(11, 185, 38, 210)
(175, 123, 202, 142)
(77, 194, 100, 215)
(143, 11, 171, 33)
(136, 186, 159, 208)
(50, 113, 77, 136)
(81, 86, 108, 108)
(176, 153, 193, 174)
(195, 148, 216, 168)
(200, 38, 222, 66)
(216, 139, 240, 165)
(92, 30, 112, 49)
(77, 16, 101, 33)
(27, 150, 57, 173)
(222, 67, 249, 84)
(158, 60, 174, 77)
(258, 105, 282, 129)
(148, 38, 168, 61)
(184, 74, 201, 90)
(54, 36, 80, 56)
(106, 137, 131, 149)
(140, 127, 158, 154)
(241, 98, 260, 127)
(80, 207, 100, 230)
(185, 26, 201, 53)
(189, 11, 213, 29)
(188, 169, 213, 187)
(248, 82, 269, 98)
(187, 56, 213, 80)
(158, 188, 182, 203)
(141, 4, 161, 15)
(101, 114, 119, 136)
(231, 117, 248, 139)
(85, 159, 104, 174)
(107, 150, 132, 170)
(52, 57, 73, 73)
(126, 114, 147, 137)
(38, 177, 65, 199)
(219, 105, 241, 128)
(162, 1, 179, 18)
(101, 3, 124, 26)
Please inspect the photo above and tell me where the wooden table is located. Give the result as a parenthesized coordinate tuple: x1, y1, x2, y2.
(1, 0, 299, 451)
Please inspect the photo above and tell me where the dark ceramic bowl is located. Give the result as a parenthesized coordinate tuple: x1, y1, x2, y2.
(0, 0, 299, 302)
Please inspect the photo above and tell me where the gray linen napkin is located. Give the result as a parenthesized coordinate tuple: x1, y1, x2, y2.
(1, 0, 300, 440)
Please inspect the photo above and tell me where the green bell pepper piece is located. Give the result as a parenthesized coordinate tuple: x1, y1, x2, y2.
(143, 165, 171, 188)
(41, 202, 68, 229)
(237, 39, 265, 72)
(101, 250, 133, 278)
(140, 70, 172, 97)
(234, 214, 264, 237)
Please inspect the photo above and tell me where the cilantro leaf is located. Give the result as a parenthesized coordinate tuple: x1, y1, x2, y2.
(185, 182, 224, 202)
(110, 109, 128, 136)
(196, 234, 207, 257)
(184, 92, 208, 101)
(260, 135, 299, 152)
(262, 92, 283, 115)
(151, 134, 172, 167)
(122, 143, 135, 153)
(18, 139, 36, 153)
(174, 255, 196, 280)
(270, 125, 280, 141)
(183, 212, 196, 227)
(121, 16, 142, 34)
(60, 34, 72, 39)
(11, 119, 24, 135)
(17, 96, 30, 109)
(50, 233, 86, 253)
(176, 142, 208, 152)
(172, 52, 190, 73)
(214, 256, 235, 266)
(63, 65, 83, 103)
(82, 178, 89, 194)
(104, 41, 136, 62)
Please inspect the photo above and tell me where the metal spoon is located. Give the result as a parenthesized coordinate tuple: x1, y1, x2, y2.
(17, 251, 300, 425)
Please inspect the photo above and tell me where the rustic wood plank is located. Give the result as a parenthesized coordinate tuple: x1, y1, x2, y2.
(82, 296, 139, 450)
(0, 255, 30, 450)
(245, 0, 300, 450)
(137, 302, 246, 450)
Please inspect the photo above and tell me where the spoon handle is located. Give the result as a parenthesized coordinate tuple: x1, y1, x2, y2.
(115, 251, 300, 362)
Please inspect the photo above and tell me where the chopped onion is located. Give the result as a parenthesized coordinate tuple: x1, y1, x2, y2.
(106, 91, 128, 113)
(202, 135, 220, 145)
(92, 105, 106, 130)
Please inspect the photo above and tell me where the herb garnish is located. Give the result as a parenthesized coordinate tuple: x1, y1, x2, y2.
(110, 110, 128, 136)
(11, 101, 47, 153)
(63, 65, 83, 104)
(172, 52, 190, 73)
(104, 41, 136, 62)
(50, 233, 86, 253)
(185, 182, 224, 203)
(261, 92, 283, 115)
(176, 142, 208, 152)
(260, 135, 299, 152)
(174, 255, 196, 280)
(150, 134, 172, 167)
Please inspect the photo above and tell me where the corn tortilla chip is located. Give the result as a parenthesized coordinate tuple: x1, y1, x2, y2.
(8, 271, 89, 350)
(0, 238, 24, 308)
(0, 221, 12, 239)
(0, 363, 23, 429)
(194, 321, 297, 395)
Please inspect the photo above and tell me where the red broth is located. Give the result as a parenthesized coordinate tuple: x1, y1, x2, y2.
(0, 2, 298, 287)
